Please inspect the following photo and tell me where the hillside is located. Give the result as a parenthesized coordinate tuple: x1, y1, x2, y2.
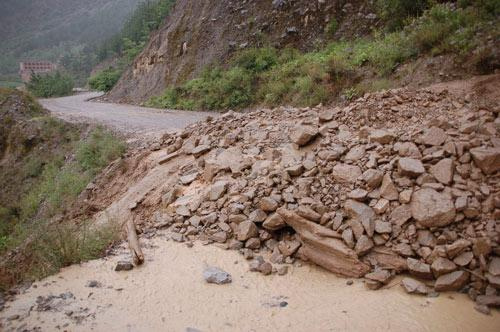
(0, 0, 141, 82)
(107, 0, 379, 103)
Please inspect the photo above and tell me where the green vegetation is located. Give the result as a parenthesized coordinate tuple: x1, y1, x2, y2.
(27, 72, 74, 98)
(88, 67, 123, 92)
(148, 2, 499, 111)
(0, 89, 125, 287)
(89, 0, 176, 91)
(377, 0, 429, 31)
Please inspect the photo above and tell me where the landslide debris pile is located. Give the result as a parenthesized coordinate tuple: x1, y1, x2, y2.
(148, 86, 498, 310)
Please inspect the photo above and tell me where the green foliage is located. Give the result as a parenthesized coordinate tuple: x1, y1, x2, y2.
(326, 19, 339, 36)
(76, 127, 126, 174)
(377, 0, 429, 31)
(233, 47, 278, 73)
(88, 67, 123, 91)
(27, 71, 74, 98)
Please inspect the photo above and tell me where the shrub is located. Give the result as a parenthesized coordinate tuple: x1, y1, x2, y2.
(326, 19, 339, 36)
(377, 0, 429, 31)
(234, 47, 278, 73)
(27, 71, 74, 98)
(88, 67, 122, 92)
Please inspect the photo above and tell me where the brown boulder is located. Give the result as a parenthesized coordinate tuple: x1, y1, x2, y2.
(434, 271, 469, 292)
(290, 125, 318, 146)
(470, 147, 500, 175)
(420, 127, 447, 146)
(262, 213, 286, 231)
(237, 221, 258, 241)
(332, 164, 362, 183)
(407, 258, 433, 280)
(398, 158, 425, 177)
(430, 158, 454, 185)
(401, 278, 430, 295)
(411, 188, 456, 227)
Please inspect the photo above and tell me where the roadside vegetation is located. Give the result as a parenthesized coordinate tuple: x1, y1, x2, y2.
(27, 71, 74, 98)
(148, 1, 499, 110)
(0, 88, 125, 289)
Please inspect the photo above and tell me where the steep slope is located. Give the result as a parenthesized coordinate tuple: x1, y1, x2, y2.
(108, 0, 378, 103)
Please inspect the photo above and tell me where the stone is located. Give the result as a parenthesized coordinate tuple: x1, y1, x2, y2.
(417, 230, 436, 247)
(374, 220, 392, 234)
(411, 189, 456, 227)
(390, 204, 412, 226)
(420, 127, 447, 146)
(180, 172, 198, 185)
(245, 238, 261, 249)
(171, 233, 185, 242)
(211, 231, 227, 243)
(249, 209, 267, 223)
(348, 189, 368, 201)
(285, 164, 304, 176)
(431, 257, 457, 277)
(191, 144, 211, 157)
(434, 271, 469, 292)
(209, 181, 227, 201)
(345, 200, 375, 237)
(203, 266, 232, 284)
(365, 269, 392, 284)
(401, 278, 429, 295)
(407, 258, 433, 280)
(369, 129, 395, 144)
(176, 205, 191, 217)
(398, 158, 425, 177)
(355, 235, 374, 256)
(259, 262, 273, 275)
(373, 199, 390, 214)
(290, 125, 318, 146)
(332, 164, 362, 183)
(489, 257, 500, 276)
(362, 169, 384, 189)
(263, 213, 286, 231)
(260, 197, 278, 212)
(380, 173, 399, 201)
(297, 205, 321, 222)
(473, 237, 492, 257)
(237, 221, 258, 241)
(399, 189, 413, 204)
(453, 251, 473, 267)
(115, 261, 133, 271)
(470, 147, 500, 174)
(446, 239, 471, 259)
(430, 158, 454, 185)
(277, 265, 288, 275)
(345, 146, 366, 161)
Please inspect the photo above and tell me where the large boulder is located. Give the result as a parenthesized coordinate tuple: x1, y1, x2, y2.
(470, 147, 500, 174)
(411, 188, 456, 227)
(290, 125, 318, 146)
(332, 164, 362, 183)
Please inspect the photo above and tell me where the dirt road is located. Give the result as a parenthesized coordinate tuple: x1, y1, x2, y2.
(2, 230, 499, 332)
(39, 92, 214, 138)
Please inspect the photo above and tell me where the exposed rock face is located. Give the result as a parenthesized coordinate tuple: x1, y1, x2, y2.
(107, 0, 379, 104)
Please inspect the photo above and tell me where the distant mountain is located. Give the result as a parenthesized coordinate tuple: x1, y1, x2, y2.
(0, 0, 142, 55)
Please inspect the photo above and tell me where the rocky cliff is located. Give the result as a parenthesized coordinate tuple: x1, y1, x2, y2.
(108, 0, 379, 104)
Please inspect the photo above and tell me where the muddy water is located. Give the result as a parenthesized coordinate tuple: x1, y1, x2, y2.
(1, 231, 499, 332)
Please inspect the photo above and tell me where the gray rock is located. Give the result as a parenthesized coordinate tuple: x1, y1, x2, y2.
(203, 266, 232, 284)
(115, 261, 133, 271)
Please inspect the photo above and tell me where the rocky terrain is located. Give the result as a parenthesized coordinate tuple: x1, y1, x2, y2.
(73, 75, 500, 314)
(108, 0, 379, 103)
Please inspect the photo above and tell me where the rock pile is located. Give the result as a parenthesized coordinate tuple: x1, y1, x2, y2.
(149, 86, 499, 311)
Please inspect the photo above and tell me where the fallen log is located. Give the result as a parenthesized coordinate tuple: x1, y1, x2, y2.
(126, 219, 144, 265)
(277, 208, 370, 278)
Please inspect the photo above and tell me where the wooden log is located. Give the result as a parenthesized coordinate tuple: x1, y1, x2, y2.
(126, 219, 144, 265)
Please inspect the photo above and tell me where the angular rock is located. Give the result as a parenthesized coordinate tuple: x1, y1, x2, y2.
(362, 169, 384, 189)
(237, 221, 259, 241)
(401, 278, 429, 295)
(434, 271, 469, 292)
(277, 208, 370, 277)
(407, 258, 433, 280)
(209, 181, 227, 201)
(290, 125, 318, 146)
(203, 266, 232, 284)
(297, 205, 321, 223)
(262, 213, 286, 231)
(380, 173, 399, 201)
(365, 269, 392, 284)
(355, 235, 374, 256)
(332, 164, 362, 183)
(430, 158, 454, 185)
(345, 200, 375, 237)
(411, 188, 456, 227)
(420, 127, 447, 146)
(431, 257, 457, 277)
(369, 129, 395, 144)
(470, 147, 500, 175)
(249, 209, 267, 223)
(398, 158, 425, 178)
(259, 197, 278, 212)
(115, 261, 134, 271)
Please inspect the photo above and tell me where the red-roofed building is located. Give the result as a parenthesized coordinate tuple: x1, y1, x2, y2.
(19, 61, 57, 82)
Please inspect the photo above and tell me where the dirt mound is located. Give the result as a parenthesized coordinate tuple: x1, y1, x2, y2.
(107, 0, 379, 104)
(80, 76, 500, 312)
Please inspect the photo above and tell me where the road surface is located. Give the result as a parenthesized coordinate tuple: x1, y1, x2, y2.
(40, 92, 214, 138)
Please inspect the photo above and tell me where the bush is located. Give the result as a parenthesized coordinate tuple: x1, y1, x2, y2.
(326, 19, 339, 36)
(377, 0, 429, 31)
(88, 67, 122, 92)
(27, 71, 74, 98)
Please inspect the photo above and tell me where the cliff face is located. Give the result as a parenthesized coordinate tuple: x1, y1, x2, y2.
(108, 0, 378, 104)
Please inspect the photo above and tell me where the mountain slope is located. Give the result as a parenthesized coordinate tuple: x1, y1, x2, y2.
(107, 0, 378, 103)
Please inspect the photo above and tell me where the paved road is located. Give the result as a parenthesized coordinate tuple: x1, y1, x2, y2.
(40, 92, 214, 138)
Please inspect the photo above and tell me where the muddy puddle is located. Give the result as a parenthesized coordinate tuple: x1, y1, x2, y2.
(1, 231, 499, 331)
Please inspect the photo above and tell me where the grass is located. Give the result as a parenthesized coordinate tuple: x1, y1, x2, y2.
(148, 2, 498, 111)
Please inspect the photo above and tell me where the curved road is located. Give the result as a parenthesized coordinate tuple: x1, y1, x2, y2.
(40, 92, 214, 138)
